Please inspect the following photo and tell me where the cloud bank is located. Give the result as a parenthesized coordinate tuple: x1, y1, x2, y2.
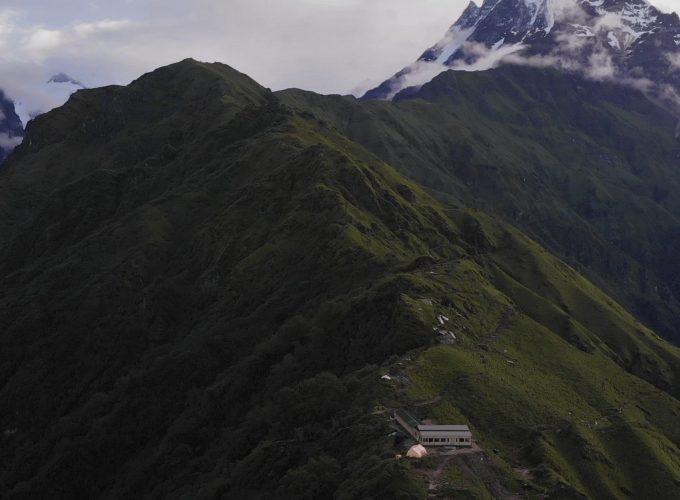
(0, 0, 471, 120)
(1, 0, 680, 121)
(0, 132, 22, 151)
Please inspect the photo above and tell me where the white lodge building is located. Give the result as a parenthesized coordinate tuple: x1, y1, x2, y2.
(418, 424, 472, 446)
(395, 409, 472, 447)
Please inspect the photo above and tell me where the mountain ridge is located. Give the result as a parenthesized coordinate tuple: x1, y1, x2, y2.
(3, 58, 680, 498)
(285, 64, 680, 345)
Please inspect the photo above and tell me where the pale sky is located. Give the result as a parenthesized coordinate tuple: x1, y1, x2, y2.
(0, 0, 472, 120)
(1, 0, 679, 121)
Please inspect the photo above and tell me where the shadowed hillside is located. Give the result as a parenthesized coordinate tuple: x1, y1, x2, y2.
(281, 66, 680, 344)
(1, 59, 680, 499)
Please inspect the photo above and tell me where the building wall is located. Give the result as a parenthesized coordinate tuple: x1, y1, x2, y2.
(394, 410, 473, 447)
(418, 432, 472, 447)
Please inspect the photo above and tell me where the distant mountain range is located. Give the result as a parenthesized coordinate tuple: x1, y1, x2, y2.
(365, 0, 680, 104)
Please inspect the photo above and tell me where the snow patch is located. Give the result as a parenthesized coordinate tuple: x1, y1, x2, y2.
(435, 26, 476, 64)
(619, 2, 657, 29)
(571, 23, 595, 37)
(607, 30, 621, 49)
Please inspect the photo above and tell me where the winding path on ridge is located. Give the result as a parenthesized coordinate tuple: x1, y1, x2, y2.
(475, 306, 516, 352)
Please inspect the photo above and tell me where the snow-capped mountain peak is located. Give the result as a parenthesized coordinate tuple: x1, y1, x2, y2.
(47, 73, 88, 89)
(364, 0, 680, 103)
(11, 72, 89, 127)
(423, 0, 555, 63)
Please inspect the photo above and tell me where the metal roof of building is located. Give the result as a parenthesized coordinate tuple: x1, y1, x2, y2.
(395, 409, 420, 428)
(417, 425, 471, 432)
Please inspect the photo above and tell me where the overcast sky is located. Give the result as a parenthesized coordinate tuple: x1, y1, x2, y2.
(0, 0, 473, 121)
(1, 0, 679, 123)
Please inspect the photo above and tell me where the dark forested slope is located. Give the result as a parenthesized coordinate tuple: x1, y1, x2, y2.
(1, 60, 680, 499)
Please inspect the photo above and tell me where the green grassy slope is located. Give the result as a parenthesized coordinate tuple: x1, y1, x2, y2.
(1, 60, 680, 499)
(389, 211, 680, 498)
(279, 67, 680, 344)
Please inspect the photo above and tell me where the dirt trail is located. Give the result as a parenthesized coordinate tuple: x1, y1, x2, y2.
(422, 443, 519, 498)
(454, 452, 521, 500)
(425, 454, 455, 493)
(475, 306, 515, 351)
(412, 395, 443, 407)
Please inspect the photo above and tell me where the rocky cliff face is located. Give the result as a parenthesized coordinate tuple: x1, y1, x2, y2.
(0, 90, 23, 164)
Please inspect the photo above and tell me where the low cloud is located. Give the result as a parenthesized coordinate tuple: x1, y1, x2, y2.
(0, 1, 469, 116)
(73, 20, 132, 38)
(386, 61, 454, 98)
(552, 0, 589, 24)
(0, 132, 22, 151)
(0, 11, 142, 122)
(668, 52, 680, 71)
(585, 49, 617, 80)
(502, 23, 680, 119)
(0, 10, 15, 52)
(23, 28, 66, 62)
(451, 42, 526, 72)
(383, 42, 526, 98)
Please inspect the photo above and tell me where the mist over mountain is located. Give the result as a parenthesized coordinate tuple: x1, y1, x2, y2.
(0, 73, 83, 163)
(365, 0, 680, 108)
(0, 90, 23, 165)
